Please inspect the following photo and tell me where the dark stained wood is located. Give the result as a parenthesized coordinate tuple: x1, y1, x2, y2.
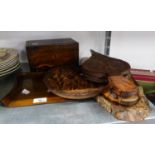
(81, 50, 130, 83)
(1, 72, 67, 107)
(26, 38, 79, 72)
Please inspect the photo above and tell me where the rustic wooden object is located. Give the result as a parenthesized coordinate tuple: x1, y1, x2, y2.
(102, 75, 139, 106)
(26, 38, 79, 72)
(96, 87, 151, 121)
(1, 72, 67, 107)
(81, 50, 130, 83)
(44, 65, 105, 99)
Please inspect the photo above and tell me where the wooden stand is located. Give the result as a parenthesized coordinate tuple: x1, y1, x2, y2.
(96, 87, 151, 121)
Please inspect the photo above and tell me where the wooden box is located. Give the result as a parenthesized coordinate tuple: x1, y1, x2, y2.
(26, 38, 79, 72)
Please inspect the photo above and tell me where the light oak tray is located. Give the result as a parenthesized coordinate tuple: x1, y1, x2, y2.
(1, 72, 67, 107)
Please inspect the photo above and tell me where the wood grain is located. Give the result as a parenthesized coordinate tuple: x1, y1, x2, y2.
(97, 87, 151, 121)
(26, 38, 79, 72)
(1, 72, 67, 107)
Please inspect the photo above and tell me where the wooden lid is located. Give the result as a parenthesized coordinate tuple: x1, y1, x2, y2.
(26, 38, 78, 47)
(81, 50, 131, 76)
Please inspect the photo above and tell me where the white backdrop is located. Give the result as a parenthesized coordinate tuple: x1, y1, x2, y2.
(1, 31, 154, 70)
(0, 31, 105, 62)
(110, 31, 155, 70)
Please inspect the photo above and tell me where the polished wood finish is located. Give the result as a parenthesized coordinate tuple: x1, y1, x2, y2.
(1, 72, 67, 107)
(26, 38, 79, 72)
(44, 65, 105, 99)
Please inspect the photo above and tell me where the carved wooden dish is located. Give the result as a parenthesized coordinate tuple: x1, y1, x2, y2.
(44, 65, 105, 99)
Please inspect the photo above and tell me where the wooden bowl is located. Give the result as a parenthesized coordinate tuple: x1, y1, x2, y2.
(43, 65, 105, 99)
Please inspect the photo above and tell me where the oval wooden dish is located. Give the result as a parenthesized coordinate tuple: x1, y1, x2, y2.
(43, 65, 105, 99)
(44, 82, 104, 99)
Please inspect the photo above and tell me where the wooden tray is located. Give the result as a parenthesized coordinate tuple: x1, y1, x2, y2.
(1, 72, 67, 107)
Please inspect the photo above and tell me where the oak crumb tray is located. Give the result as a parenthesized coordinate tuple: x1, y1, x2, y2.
(1, 72, 67, 107)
